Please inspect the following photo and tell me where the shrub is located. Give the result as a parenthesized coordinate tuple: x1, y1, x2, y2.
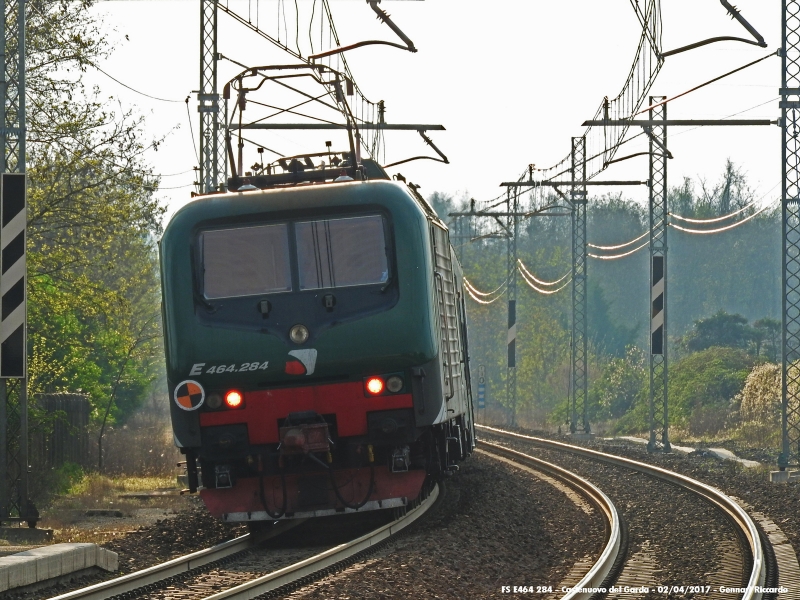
(589, 346, 647, 422)
(737, 362, 781, 424)
(669, 346, 755, 433)
(729, 362, 782, 446)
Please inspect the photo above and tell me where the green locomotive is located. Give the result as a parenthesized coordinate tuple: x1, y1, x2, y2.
(160, 159, 475, 521)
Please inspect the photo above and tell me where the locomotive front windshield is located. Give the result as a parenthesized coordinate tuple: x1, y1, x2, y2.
(296, 215, 388, 290)
(202, 224, 292, 299)
(201, 214, 389, 299)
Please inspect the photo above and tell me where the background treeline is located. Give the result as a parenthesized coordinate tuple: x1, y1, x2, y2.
(23, 0, 170, 484)
(432, 160, 784, 445)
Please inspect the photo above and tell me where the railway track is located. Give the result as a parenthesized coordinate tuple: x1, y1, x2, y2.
(479, 425, 773, 599)
(49, 483, 438, 600)
(478, 441, 622, 599)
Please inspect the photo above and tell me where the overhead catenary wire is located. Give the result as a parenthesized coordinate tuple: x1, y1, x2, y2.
(588, 229, 649, 250)
(463, 277, 508, 298)
(185, 96, 200, 166)
(517, 266, 571, 295)
(588, 239, 650, 260)
(93, 64, 184, 103)
(670, 203, 754, 223)
(27, 0, 190, 186)
(516, 259, 569, 286)
(669, 181, 780, 223)
(633, 51, 778, 117)
(144, 182, 193, 191)
(584, 199, 777, 258)
(463, 281, 505, 305)
(309, 0, 317, 53)
(669, 199, 777, 234)
(669, 97, 778, 140)
(464, 289, 501, 305)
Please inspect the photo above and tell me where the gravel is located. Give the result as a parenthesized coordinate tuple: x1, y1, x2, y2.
(587, 436, 800, 558)
(286, 452, 605, 599)
(7, 500, 248, 600)
(11, 431, 796, 599)
(14, 453, 603, 599)
(482, 429, 800, 599)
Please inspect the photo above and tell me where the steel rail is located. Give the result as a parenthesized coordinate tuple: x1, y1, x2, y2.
(53, 482, 438, 600)
(478, 441, 621, 600)
(478, 425, 767, 599)
(47, 520, 306, 600)
(204, 483, 440, 599)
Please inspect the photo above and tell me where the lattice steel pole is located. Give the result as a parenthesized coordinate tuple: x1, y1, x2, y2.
(506, 190, 518, 427)
(781, 0, 800, 470)
(570, 136, 589, 434)
(0, 0, 33, 525)
(647, 96, 670, 453)
(199, 0, 222, 193)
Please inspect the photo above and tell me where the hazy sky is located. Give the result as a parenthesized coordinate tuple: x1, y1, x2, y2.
(85, 0, 780, 223)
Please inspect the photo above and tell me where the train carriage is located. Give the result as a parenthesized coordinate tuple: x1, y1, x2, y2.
(160, 160, 474, 521)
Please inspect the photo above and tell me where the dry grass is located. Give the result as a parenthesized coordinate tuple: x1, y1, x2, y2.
(51, 526, 147, 545)
(36, 470, 188, 545)
(66, 474, 177, 497)
(8, 395, 196, 546)
(6, 455, 187, 547)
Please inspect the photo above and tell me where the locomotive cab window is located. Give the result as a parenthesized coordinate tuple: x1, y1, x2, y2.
(296, 215, 389, 290)
(201, 224, 292, 299)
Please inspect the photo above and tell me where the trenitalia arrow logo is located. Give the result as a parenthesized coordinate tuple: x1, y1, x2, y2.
(285, 349, 318, 375)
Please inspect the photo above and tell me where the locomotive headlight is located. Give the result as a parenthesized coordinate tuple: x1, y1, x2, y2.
(366, 377, 385, 395)
(289, 324, 309, 344)
(206, 392, 223, 409)
(386, 376, 403, 393)
(225, 390, 244, 408)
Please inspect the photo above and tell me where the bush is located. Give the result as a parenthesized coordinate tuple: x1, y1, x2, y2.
(589, 347, 647, 421)
(737, 362, 781, 424)
(669, 346, 755, 433)
(688, 405, 727, 437)
(728, 362, 782, 446)
(30, 461, 86, 506)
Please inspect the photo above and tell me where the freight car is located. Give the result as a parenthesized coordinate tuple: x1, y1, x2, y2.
(160, 158, 475, 521)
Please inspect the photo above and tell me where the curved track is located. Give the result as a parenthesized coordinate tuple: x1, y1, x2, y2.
(479, 425, 769, 599)
(478, 440, 622, 599)
(49, 484, 438, 600)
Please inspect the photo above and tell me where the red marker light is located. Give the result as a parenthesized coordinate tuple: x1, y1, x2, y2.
(366, 377, 385, 395)
(225, 390, 243, 408)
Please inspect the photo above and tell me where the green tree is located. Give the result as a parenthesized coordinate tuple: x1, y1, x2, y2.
(588, 282, 637, 357)
(680, 311, 755, 353)
(753, 317, 780, 361)
(23, 0, 165, 437)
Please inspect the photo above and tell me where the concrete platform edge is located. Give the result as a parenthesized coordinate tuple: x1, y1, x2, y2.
(0, 543, 118, 592)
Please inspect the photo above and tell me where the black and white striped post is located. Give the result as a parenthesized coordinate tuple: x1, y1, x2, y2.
(1, 173, 26, 379)
(506, 187, 519, 427)
(0, 173, 30, 524)
(0, 0, 33, 525)
(507, 300, 516, 370)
